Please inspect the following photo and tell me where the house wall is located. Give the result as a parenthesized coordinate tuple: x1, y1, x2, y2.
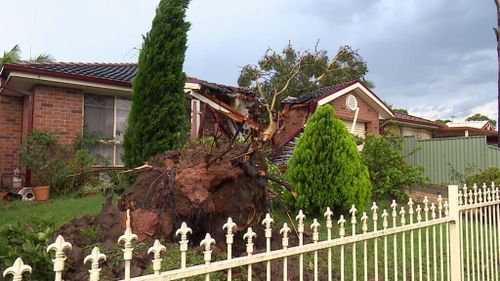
(32, 85, 83, 144)
(0, 95, 23, 183)
(400, 126, 432, 140)
(328, 91, 380, 135)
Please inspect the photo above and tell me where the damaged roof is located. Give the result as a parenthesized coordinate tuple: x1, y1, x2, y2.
(281, 82, 351, 105)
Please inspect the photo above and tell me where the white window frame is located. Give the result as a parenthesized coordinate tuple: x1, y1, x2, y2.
(83, 93, 131, 166)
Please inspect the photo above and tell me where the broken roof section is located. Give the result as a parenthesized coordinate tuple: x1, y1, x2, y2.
(281, 79, 394, 120)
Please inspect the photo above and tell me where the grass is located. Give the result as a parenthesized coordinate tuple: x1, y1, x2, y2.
(0, 194, 107, 229)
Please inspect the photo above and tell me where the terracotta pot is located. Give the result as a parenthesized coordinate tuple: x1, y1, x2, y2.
(33, 185, 50, 201)
(0, 191, 6, 200)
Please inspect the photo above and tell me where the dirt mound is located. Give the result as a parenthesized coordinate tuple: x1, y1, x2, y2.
(57, 144, 269, 279)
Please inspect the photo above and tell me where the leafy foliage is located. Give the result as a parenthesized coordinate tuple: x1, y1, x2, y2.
(237, 43, 371, 137)
(434, 119, 452, 125)
(0, 45, 55, 65)
(465, 167, 500, 187)
(0, 45, 21, 64)
(18, 130, 101, 195)
(0, 221, 54, 281)
(123, 0, 191, 167)
(392, 108, 408, 114)
(465, 113, 497, 127)
(285, 105, 371, 213)
(361, 135, 427, 201)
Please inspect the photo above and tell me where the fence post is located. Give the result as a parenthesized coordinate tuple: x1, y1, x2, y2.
(448, 185, 462, 281)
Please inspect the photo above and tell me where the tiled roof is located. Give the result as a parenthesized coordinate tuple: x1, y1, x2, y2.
(393, 112, 442, 128)
(281, 82, 351, 104)
(1, 62, 252, 95)
(3, 62, 137, 84)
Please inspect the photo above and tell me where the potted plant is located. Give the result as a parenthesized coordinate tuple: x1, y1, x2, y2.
(18, 131, 70, 201)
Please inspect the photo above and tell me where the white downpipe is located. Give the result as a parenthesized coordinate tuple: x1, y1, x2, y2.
(350, 107, 360, 134)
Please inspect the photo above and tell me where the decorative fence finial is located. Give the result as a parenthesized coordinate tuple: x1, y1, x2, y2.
(310, 219, 320, 243)
(262, 213, 274, 247)
(400, 207, 406, 225)
(223, 217, 237, 280)
(84, 247, 106, 281)
(371, 202, 378, 224)
(444, 201, 449, 217)
(382, 209, 389, 229)
(423, 197, 429, 220)
(3, 258, 32, 281)
(416, 205, 422, 222)
(408, 199, 414, 223)
(118, 209, 138, 281)
(437, 195, 443, 218)
(47, 235, 72, 281)
(295, 210, 306, 244)
(243, 227, 256, 256)
(200, 233, 216, 265)
(361, 212, 368, 233)
(349, 205, 357, 235)
(175, 222, 192, 270)
(430, 203, 436, 219)
(280, 223, 291, 249)
(391, 200, 398, 227)
(324, 207, 333, 238)
(338, 215, 346, 237)
(148, 239, 166, 276)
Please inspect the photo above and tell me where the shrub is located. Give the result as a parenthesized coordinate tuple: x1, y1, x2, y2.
(19, 130, 101, 195)
(18, 131, 74, 193)
(285, 104, 372, 213)
(0, 221, 54, 281)
(465, 167, 500, 187)
(361, 135, 427, 201)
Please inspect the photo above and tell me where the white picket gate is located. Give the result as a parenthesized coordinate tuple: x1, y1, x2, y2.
(2, 183, 499, 281)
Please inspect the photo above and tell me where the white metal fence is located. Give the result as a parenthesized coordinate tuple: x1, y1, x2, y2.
(2, 184, 499, 281)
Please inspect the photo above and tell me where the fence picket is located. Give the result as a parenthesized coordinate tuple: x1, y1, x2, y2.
(8, 182, 500, 281)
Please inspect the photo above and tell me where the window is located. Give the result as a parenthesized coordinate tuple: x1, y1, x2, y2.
(84, 94, 131, 165)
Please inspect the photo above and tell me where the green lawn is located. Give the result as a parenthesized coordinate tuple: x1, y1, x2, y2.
(0, 195, 107, 229)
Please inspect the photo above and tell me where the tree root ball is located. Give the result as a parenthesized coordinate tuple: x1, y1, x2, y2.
(118, 144, 269, 245)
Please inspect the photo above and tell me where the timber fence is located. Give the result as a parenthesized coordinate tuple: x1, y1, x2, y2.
(2, 183, 500, 281)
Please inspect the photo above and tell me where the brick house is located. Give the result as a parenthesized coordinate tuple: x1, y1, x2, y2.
(0, 62, 257, 187)
(272, 80, 395, 164)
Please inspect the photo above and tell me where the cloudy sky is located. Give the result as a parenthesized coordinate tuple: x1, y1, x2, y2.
(0, 0, 498, 122)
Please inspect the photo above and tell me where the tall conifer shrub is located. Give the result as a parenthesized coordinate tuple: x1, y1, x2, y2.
(286, 104, 371, 213)
(124, 0, 190, 167)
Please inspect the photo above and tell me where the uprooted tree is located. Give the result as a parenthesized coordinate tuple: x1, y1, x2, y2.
(237, 43, 372, 141)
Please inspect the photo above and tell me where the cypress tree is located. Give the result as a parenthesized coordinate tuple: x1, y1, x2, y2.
(286, 104, 372, 213)
(124, 0, 190, 167)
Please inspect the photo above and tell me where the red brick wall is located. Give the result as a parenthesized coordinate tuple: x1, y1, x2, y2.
(32, 86, 83, 144)
(0, 95, 23, 181)
(329, 91, 380, 134)
(274, 106, 309, 146)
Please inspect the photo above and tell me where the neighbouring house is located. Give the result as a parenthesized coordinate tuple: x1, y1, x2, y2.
(380, 113, 498, 144)
(272, 80, 395, 164)
(0, 62, 258, 187)
(381, 112, 443, 140)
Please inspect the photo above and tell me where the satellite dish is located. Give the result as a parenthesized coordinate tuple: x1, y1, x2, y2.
(346, 94, 358, 111)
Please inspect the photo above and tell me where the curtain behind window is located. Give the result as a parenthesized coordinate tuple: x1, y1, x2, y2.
(84, 94, 114, 139)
